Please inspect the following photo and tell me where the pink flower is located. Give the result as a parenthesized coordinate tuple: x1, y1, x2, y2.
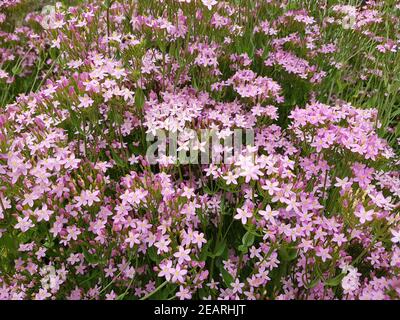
(259, 205, 279, 224)
(262, 180, 280, 196)
(155, 236, 171, 254)
(173, 246, 191, 265)
(104, 264, 117, 278)
(105, 290, 117, 300)
(201, 0, 217, 10)
(391, 229, 400, 243)
(332, 233, 347, 246)
(354, 205, 375, 224)
(334, 177, 352, 191)
(34, 204, 54, 222)
(192, 231, 207, 249)
(74, 190, 101, 207)
(78, 94, 94, 109)
(316, 247, 332, 262)
(125, 231, 141, 248)
(66, 225, 81, 241)
(176, 286, 192, 300)
(15, 216, 34, 232)
(36, 247, 47, 259)
(158, 260, 173, 281)
(231, 279, 245, 294)
(223, 171, 238, 185)
(22, 192, 40, 207)
(34, 288, 51, 300)
(171, 265, 187, 283)
(0, 69, 9, 79)
(234, 207, 253, 224)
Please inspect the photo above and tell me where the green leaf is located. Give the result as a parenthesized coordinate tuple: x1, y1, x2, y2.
(110, 149, 127, 168)
(135, 88, 145, 111)
(1, 233, 18, 255)
(305, 277, 321, 289)
(43, 239, 54, 249)
(325, 273, 345, 287)
(199, 239, 212, 260)
(148, 246, 159, 263)
(278, 246, 297, 262)
(49, 48, 58, 61)
(108, 108, 123, 125)
(220, 267, 234, 287)
(212, 241, 226, 258)
(11, 64, 22, 76)
(242, 231, 255, 248)
(82, 248, 98, 264)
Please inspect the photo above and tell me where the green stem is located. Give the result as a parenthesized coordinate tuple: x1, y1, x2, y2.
(140, 281, 168, 300)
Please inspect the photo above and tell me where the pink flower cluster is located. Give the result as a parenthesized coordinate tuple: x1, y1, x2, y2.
(0, 0, 399, 301)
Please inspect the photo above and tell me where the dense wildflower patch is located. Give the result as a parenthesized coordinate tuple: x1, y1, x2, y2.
(0, 0, 399, 300)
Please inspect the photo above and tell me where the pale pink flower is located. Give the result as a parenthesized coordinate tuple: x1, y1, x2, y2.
(234, 207, 253, 224)
(15, 216, 34, 232)
(355, 206, 375, 224)
(202, 0, 218, 10)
